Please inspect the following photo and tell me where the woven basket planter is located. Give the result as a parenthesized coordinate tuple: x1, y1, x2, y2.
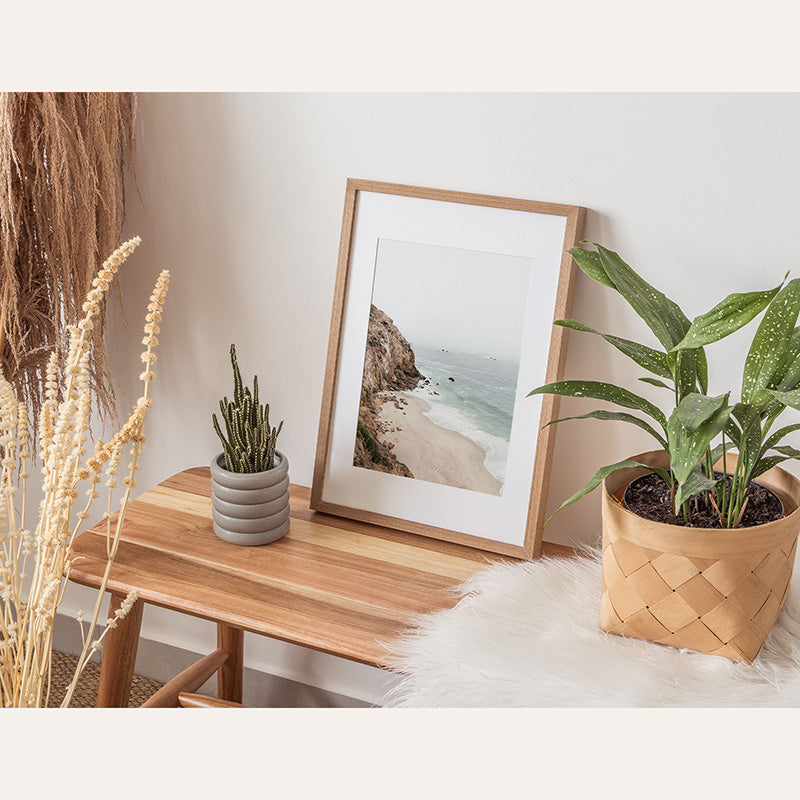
(601, 450, 800, 663)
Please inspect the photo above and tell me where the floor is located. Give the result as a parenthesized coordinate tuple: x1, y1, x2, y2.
(48, 650, 163, 708)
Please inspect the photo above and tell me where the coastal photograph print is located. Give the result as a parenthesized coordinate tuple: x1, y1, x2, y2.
(312, 180, 584, 558)
(354, 238, 529, 497)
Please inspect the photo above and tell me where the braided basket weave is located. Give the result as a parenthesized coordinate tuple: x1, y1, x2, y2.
(601, 450, 800, 663)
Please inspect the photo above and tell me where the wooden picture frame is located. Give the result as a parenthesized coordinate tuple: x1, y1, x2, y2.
(311, 179, 585, 558)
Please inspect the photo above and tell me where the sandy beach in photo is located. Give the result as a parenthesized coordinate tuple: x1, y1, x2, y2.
(376, 391, 501, 496)
(351, 250, 525, 493)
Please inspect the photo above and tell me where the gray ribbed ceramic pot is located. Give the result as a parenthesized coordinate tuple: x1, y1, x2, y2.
(210, 451, 290, 546)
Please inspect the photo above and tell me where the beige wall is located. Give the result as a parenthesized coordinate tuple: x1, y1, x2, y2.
(60, 93, 800, 702)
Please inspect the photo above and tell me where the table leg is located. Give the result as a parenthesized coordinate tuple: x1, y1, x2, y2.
(217, 623, 244, 704)
(96, 593, 144, 708)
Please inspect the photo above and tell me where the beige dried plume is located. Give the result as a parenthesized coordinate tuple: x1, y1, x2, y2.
(0, 237, 170, 708)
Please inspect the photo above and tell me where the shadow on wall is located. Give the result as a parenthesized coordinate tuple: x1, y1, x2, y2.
(540, 214, 665, 549)
(108, 93, 254, 488)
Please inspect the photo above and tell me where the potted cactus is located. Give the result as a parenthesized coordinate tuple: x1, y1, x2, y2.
(210, 344, 289, 545)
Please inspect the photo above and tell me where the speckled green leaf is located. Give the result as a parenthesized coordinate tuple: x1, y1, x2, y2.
(671, 284, 782, 351)
(639, 377, 673, 389)
(554, 319, 672, 378)
(528, 380, 667, 430)
(668, 348, 708, 399)
(596, 245, 689, 349)
(742, 279, 800, 403)
(572, 244, 707, 397)
(748, 388, 782, 411)
(667, 404, 733, 485)
(676, 392, 730, 435)
(674, 470, 720, 512)
(704, 440, 736, 471)
(545, 458, 671, 522)
(750, 444, 800, 480)
(766, 388, 800, 411)
(762, 403, 785, 434)
(772, 444, 800, 459)
(569, 246, 616, 290)
(732, 402, 764, 479)
(761, 422, 800, 455)
(752, 455, 791, 480)
(543, 409, 667, 450)
(694, 347, 709, 394)
(772, 328, 800, 391)
(724, 418, 742, 447)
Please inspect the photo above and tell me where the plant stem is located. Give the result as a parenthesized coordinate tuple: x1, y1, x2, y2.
(720, 431, 728, 515)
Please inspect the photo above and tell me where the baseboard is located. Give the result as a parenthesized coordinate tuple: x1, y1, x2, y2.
(52, 612, 375, 708)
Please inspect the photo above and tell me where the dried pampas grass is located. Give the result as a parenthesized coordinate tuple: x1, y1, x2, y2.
(0, 92, 136, 426)
(0, 237, 169, 708)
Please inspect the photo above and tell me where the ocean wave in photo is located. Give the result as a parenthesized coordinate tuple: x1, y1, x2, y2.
(411, 345, 520, 486)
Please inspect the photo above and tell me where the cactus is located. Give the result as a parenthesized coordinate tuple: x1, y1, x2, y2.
(212, 344, 283, 473)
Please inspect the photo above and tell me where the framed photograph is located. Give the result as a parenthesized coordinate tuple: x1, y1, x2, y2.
(311, 179, 585, 558)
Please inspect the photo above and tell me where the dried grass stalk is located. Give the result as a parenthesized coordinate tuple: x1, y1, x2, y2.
(0, 237, 169, 708)
(0, 92, 136, 425)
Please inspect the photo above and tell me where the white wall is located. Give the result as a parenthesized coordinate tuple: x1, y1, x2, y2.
(60, 92, 800, 703)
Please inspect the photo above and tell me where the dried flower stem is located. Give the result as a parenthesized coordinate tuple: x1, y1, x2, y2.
(0, 238, 168, 707)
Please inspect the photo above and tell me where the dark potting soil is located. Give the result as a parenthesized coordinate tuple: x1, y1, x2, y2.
(622, 471, 784, 528)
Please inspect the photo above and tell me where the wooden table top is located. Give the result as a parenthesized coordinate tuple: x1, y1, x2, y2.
(69, 467, 570, 668)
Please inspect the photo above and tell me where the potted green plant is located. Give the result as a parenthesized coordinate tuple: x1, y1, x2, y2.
(530, 244, 800, 662)
(211, 344, 289, 545)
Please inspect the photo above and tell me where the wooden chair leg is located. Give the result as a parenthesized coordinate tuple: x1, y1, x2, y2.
(178, 691, 248, 709)
(141, 649, 229, 708)
(217, 623, 244, 704)
(96, 593, 144, 708)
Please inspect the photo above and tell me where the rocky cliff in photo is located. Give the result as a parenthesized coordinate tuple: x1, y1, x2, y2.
(353, 305, 424, 476)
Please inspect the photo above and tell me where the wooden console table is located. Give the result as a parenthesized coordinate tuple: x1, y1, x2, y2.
(68, 467, 569, 707)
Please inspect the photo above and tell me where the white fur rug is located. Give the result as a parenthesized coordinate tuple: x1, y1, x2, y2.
(383, 548, 800, 707)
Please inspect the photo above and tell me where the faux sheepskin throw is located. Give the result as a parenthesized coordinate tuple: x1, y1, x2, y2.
(383, 549, 800, 707)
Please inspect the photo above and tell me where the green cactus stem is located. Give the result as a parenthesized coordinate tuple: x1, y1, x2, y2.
(212, 344, 283, 473)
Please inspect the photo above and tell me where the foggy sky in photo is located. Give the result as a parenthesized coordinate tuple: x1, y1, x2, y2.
(370, 238, 532, 361)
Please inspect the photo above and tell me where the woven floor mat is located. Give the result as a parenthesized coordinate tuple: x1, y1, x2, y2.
(46, 650, 163, 708)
